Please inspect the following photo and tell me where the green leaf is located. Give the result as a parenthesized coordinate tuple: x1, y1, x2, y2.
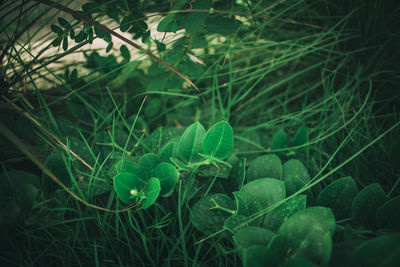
(282, 159, 311, 196)
(242, 245, 280, 267)
(62, 36, 68, 51)
(178, 122, 206, 163)
(120, 15, 132, 32)
(159, 142, 175, 164)
(113, 172, 144, 204)
(138, 153, 161, 178)
(202, 121, 234, 159)
(58, 17, 71, 29)
(0, 200, 20, 225)
(375, 196, 400, 231)
(185, 0, 211, 33)
(190, 193, 235, 235)
(69, 28, 75, 39)
(51, 37, 62, 47)
(263, 195, 306, 232)
(108, 159, 144, 179)
(279, 207, 335, 265)
(153, 162, 179, 196)
(242, 178, 286, 209)
(293, 125, 308, 147)
(270, 129, 289, 150)
(233, 190, 262, 217)
(142, 177, 161, 209)
(157, 14, 184, 33)
(233, 226, 274, 250)
(285, 257, 319, 267)
(81, 2, 99, 14)
(351, 234, 400, 267)
(44, 151, 71, 190)
(75, 30, 86, 43)
(224, 214, 254, 233)
(316, 176, 358, 220)
(51, 24, 63, 36)
(120, 45, 130, 61)
(15, 184, 39, 214)
(246, 154, 282, 182)
(351, 183, 386, 229)
(205, 17, 242, 34)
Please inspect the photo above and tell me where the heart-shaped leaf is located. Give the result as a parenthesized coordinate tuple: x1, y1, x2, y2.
(177, 122, 206, 163)
(153, 162, 179, 196)
(246, 154, 282, 182)
(351, 183, 386, 229)
(242, 178, 286, 209)
(263, 195, 306, 232)
(113, 172, 144, 204)
(139, 153, 161, 178)
(142, 177, 161, 209)
(316, 176, 358, 220)
(190, 193, 235, 235)
(279, 206, 335, 265)
(202, 121, 234, 159)
(233, 226, 274, 250)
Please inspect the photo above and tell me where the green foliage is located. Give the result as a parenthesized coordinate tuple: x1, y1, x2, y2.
(246, 154, 282, 182)
(375, 196, 400, 231)
(177, 122, 206, 163)
(242, 178, 286, 208)
(202, 121, 234, 159)
(282, 159, 311, 197)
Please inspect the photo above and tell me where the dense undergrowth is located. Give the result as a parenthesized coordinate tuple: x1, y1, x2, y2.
(0, 0, 399, 266)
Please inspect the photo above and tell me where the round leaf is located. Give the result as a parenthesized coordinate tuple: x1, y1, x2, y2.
(142, 177, 161, 209)
(270, 129, 289, 150)
(233, 190, 262, 218)
(177, 122, 206, 163)
(153, 162, 179, 196)
(242, 245, 280, 267)
(233, 226, 274, 250)
(202, 121, 234, 159)
(316, 176, 358, 220)
(263, 195, 307, 232)
(375, 196, 400, 231)
(351, 183, 386, 229)
(246, 154, 282, 182)
(282, 159, 311, 196)
(113, 172, 144, 205)
(190, 193, 235, 235)
(139, 153, 161, 178)
(242, 178, 286, 209)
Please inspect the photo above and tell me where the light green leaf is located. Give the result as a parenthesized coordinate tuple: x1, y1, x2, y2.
(142, 177, 161, 209)
(263, 195, 306, 232)
(190, 193, 235, 235)
(159, 142, 176, 164)
(113, 172, 144, 204)
(316, 176, 358, 220)
(185, 0, 211, 33)
(351, 183, 386, 229)
(153, 162, 179, 196)
(242, 178, 286, 209)
(270, 129, 289, 150)
(233, 226, 274, 250)
(108, 159, 144, 179)
(202, 121, 234, 159)
(177, 122, 206, 163)
(246, 154, 282, 182)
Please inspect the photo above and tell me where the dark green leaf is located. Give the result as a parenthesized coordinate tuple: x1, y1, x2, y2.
(190, 193, 235, 235)
(178, 122, 206, 163)
(282, 159, 311, 196)
(285, 257, 318, 267)
(233, 190, 262, 218)
(375, 196, 400, 231)
(120, 15, 132, 32)
(120, 45, 130, 61)
(242, 245, 280, 267)
(69, 28, 75, 39)
(139, 153, 161, 178)
(75, 30, 86, 43)
(351, 234, 400, 267)
(106, 42, 113, 53)
(62, 36, 68, 51)
(293, 125, 308, 147)
(185, 0, 211, 33)
(51, 24, 63, 36)
(351, 183, 386, 229)
(233, 226, 274, 250)
(82, 2, 99, 14)
(202, 121, 234, 159)
(263, 195, 306, 232)
(316, 176, 358, 220)
(58, 17, 71, 29)
(224, 214, 254, 233)
(52, 37, 62, 47)
(242, 178, 286, 209)
(205, 17, 242, 34)
(246, 154, 282, 182)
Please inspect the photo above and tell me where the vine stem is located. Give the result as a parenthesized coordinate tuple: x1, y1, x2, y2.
(33, 0, 205, 102)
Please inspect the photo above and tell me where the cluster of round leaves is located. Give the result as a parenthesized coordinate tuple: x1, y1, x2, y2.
(113, 121, 234, 209)
(190, 153, 400, 266)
